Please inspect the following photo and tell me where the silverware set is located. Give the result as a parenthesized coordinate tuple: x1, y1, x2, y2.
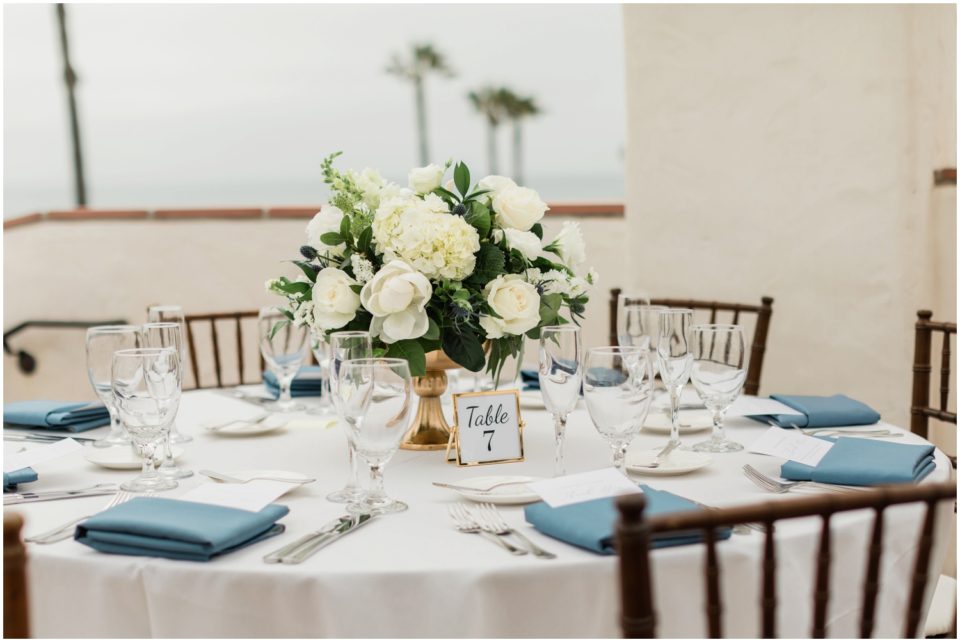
(766, 419, 902, 439)
(3, 432, 98, 445)
(742, 464, 867, 494)
(263, 513, 375, 564)
(4, 483, 119, 505)
(449, 502, 555, 559)
(25, 490, 149, 544)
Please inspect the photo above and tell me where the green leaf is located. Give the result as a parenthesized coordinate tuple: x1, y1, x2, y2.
(467, 244, 505, 286)
(357, 227, 373, 253)
(349, 284, 363, 294)
(454, 162, 470, 197)
(274, 280, 311, 296)
(542, 293, 563, 311)
(291, 260, 318, 281)
(464, 201, 491, 238)
(465, 188, 491, 200)
(320, 232, 344, 246)
(442, 329, 486, 372)
(385, 339, 426, 377)
(339, 214, 352, 242)
(530, 223, 544, 240)
(432, 186, 460, 203)
(423, 318, 440, 341)
(269, 319, 289, 340)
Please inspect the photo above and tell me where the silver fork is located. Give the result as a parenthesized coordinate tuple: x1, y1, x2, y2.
(474, 503, 556, 559)
(448, 504, 526, 555)
(25, 491, 148, 544)
(742, 464, 865, 494)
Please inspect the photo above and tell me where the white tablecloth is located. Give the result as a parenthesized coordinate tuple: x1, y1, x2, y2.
(8, 390, 953, 638)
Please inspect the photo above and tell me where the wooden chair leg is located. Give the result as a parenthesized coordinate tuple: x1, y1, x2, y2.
(4, 513, 30, 638)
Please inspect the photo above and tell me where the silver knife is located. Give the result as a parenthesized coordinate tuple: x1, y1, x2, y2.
(263, 514, 375, 564)
(4, 487, 118, 505)
(4, 433, 98, 444)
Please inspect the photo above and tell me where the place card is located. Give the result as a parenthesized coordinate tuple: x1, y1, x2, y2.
(446, 389, 525, 466)
(178, 480, 298, 513)
(528, 468, 642, 508)
(3, 438, 83, 472)
(727, 396, 805, 418)
(748, 427, 833, 467)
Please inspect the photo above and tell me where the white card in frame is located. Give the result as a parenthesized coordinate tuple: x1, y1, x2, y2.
(445, 389, 525, 466)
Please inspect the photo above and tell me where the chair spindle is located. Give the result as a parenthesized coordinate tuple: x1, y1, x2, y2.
(904, 500, 939, 638)
(812, 515, 832, 638)
(859, 507, 886, 638)
(703, 527, 722, 637)
(761, 521, 777, 638)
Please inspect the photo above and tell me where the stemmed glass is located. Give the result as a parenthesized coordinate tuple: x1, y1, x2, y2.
(306, 332, 334, 416)
(327, 331, 373, 503)
(618, 301, 668, 378)
(86, 325, 141, 448)
(539, 325, 582, 477)
(657, 309, 694, 448)
(258, 307, 310, 412)
(690, 324, 747, 453)
(584, 346, 655, 473)
(111, 348, 181, 492)
(146, 305, 192, 443)
(140, 322, 193, 479)
(336, 358, 413, 515)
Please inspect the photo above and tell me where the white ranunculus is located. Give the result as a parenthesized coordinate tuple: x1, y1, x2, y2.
(492, 185, 548, 231)
(478, 175, 517, 201)
(478, 274, 542, 339)
(360, 260, 433, 343)
(311, 268, 361, 331)
(549, 221, 587, 271)
(305, 204, 346, 255)
(408, 164, 445, 194)
(500, 228, 543, 261)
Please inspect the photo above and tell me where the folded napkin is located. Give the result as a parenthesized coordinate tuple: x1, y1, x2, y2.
(3, 401, 110, 433)
(263, 366, 325, 399)
(781, 437, 936, 486)
(75, 497, 288, 561)
(521, 368, 539, 391)
(756, 394, 880, 428)
(523, 485, 731, 555)
(3, 468, 38, 492)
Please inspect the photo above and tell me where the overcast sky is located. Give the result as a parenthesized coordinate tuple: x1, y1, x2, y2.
(3, 4, 625, 217)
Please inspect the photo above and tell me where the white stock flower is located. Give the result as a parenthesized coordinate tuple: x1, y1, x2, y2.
(293, 300, 316, 328)
(492, 185, 548, 231)
(549, 221, 587, 271)
(305, 204, 346, 255)
(311, 268, 361, 331)
(499, 228, 542, 261)
(350, 254, 375, 285)
(408, 164, 445, 194)
(478, 274, 542, 339)
(361, 260, 433, 343)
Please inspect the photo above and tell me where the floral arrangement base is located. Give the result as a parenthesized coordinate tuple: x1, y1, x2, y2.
(401, 350, 458, 451)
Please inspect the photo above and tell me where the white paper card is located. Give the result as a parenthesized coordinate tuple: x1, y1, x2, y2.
(727, 396, 805, 418)
(749, 427, 834, 467)
(528, 468, 642, 508)
(178, 480, 297, 512)
(453, 391, 523, 464)
(3, 438, 83, 473)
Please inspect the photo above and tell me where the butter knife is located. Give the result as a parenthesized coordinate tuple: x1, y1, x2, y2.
(263, 514, 375, 564)
(4, 433, 98, 444)
(4, 487, 118, 505)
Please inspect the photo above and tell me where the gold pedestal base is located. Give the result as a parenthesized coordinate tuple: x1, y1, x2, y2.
(401, 351, 459, 451)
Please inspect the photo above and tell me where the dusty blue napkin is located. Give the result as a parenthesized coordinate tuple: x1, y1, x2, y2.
(781, 437, 936, 486)
(3, 468, 38, 492)
(521, 369, 539, 391)
(263, 366, 324, 399)
(523, 485, 731, 554)
(756, 394, 880, 428)
(75, 497, 288, 561)
(4, 401, 110, 432)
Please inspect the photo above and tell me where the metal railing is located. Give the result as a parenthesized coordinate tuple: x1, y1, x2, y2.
(3, 319, 127, 374)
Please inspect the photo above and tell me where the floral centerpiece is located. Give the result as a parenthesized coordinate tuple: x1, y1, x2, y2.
(267, 152, 597, 382)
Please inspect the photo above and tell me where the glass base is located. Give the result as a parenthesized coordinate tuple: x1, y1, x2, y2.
(120, 475, 178, 492)
(326, 485, 366, 504)
(264, 400, 306, 413)
(305, 403, 335, 417)
(692, 438, 744, 453)
(168, 431, 193, 444)
(158, 465, 194, 479)
(94, 433, 131, 448)
(347, 499, 407, 515)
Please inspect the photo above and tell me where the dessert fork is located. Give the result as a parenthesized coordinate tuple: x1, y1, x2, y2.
(448, 504, 525, 555)
(473, 503, 556, 559)
(25, 490, 151, 544)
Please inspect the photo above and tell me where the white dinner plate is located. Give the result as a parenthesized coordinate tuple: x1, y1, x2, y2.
(202, 416, 287, 436)
(84, 445, 185, 470)
(438, 475, 544, 505)
(625, 449, 712, 476)
(642, 409, 713, 434)
(211, 469, 315, 485)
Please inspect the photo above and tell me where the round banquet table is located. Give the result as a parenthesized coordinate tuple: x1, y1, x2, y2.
(7, 389, 953, 638)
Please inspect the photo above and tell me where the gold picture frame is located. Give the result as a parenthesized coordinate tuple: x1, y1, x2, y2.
(445, 388, 526, 467)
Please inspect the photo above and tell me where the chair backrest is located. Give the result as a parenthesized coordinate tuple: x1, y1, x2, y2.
(608, 289, 774, 395)
(616, 482, 956, 638)
(911, 310, 957, 440)
(4, 512, 29, 638)
(183, 310, 264, 389)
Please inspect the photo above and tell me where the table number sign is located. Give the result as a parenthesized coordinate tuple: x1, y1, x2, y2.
(446, 389, 525, 466)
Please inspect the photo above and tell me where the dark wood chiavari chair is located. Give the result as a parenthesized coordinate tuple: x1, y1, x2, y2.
(911, 310, 957, 450)
(183, 310, 264, 389)
(608, 289, 774, 395)
(4, 513, 29, 638)
(616, 482, 957, 638)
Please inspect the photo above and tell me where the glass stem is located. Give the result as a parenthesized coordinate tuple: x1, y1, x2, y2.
(367, 463, 386, 504)
(279, 376, 294, 404)
(669, 386, 681, 446)
(139, 442, 158, 481)
(711, 407, 727, 444)
(553, 413, 567, 477)
(612, 442, 628, 474)
(347, 442, 361, 490)
(160, 432, 174, 469)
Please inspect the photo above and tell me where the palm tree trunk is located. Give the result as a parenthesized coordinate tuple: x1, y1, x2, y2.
(56, 3, 87, 207)
(414, 76, 428, 165)
(512, 120, 523, 184)
(487, 120, 498, 175)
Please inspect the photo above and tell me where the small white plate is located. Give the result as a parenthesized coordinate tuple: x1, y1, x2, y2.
(643, 409, 713, 434)
(84, 445, 185, 470)
(210, 469, 315, 485)
(439, 475, 544, 505)
(203, 416, 287, 436)
(626, 449, 712, 476)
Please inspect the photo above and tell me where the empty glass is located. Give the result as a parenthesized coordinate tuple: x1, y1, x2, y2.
(539, 325, 583, 477)
(690, 324, 747, 453)
(327, 331, 373, 503)
(258, 307, 310, 412)
(657, 309, 694, 448)
(86, 325, 141, 448)
(473, 344, 525, 392)
(306, 332, 334, 416)
(146, 305, 192, 444)
(140, 323, 193, 479)
(584, 346, 655, 473)
(618, 301, 668, 378)
(336, 358, 413, 515)
(111, 348, 181, 492)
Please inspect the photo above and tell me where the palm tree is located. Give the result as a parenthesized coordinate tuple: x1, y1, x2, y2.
(499, 90, 541, 185)
(386, 44, 454, 166)
(468, 86, 507, 175)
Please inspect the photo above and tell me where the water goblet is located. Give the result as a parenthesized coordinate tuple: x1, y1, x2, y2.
(690, 324, 747, 453)
(258, 307, 310, 412)
(140, 322, 193, 479)
(618, 300, 668, 379)
(539, 325, 583, 477)
(326, 331, 373, 504)
(657, 308, 694, 448)
(305, 332, 334, 416)
(146, 305, 192, 444)
(86, 325, 141, 448)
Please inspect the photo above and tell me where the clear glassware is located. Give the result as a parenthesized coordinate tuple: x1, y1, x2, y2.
(539, 325, 583, 477)
(657, 308, 694, 448)
(584, 346, 654, 473)
(327, 331, 373, 503)
(140, 322, 193, 479)
(618, 300, 668, 379)
(690, 324, 747, 453)
(146, 304, 192, 444)
(472, 344, 525, 392)
(111, 348, 181, 492)
(85, 325, 141, 448)
(257, 307, 310, 412)
(337, 358, 413, 515)
(306, 332, 334, 416)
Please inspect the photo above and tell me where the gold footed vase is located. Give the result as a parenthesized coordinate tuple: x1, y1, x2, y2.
(401, 350, 460, 451)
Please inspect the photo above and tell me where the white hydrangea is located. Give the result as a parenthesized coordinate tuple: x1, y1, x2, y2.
(347, 168, 401, 210)
(350, 254, 376, 284)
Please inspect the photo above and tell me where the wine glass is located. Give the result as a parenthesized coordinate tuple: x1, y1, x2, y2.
(690, 324, 747, 453)
(305, 332, 334, 416)
(140, 323, 193, 479)
(111, 348, 181, 492)
(337, 358, 413, 515)
(657, 308, 694, 448)
(327, 331, 373, 503)
(584, 346, 654, 473)
(618, 301, 668, 378)
(539, 325, 582, 477)
(146, 305, 192, 444)
(86, 325, 141, 448)
(257, 307, 310, 412)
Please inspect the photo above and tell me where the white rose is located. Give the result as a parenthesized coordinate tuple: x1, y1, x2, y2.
(478, 175, 517, 201)
(408, 164, 445, 194)
(306, 204, 346, 255)
(311, 268, 361, 331)
(499, 228, 542, 261)
(360, 260, 433, 343)
(492, 185, 548, 231)
(548, 221, 587, 271)
(478, 274, 542, 339)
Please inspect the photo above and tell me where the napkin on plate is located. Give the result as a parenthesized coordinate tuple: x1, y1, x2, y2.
(263, 366, 325, 399)
(781, 437, 936, 486)
(3, 468, 38, 492)
(3, 401, 110, 433)
(75, 497, 289, 561)
(755, 394, 880, 428)
(523, 485, 731, 555)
